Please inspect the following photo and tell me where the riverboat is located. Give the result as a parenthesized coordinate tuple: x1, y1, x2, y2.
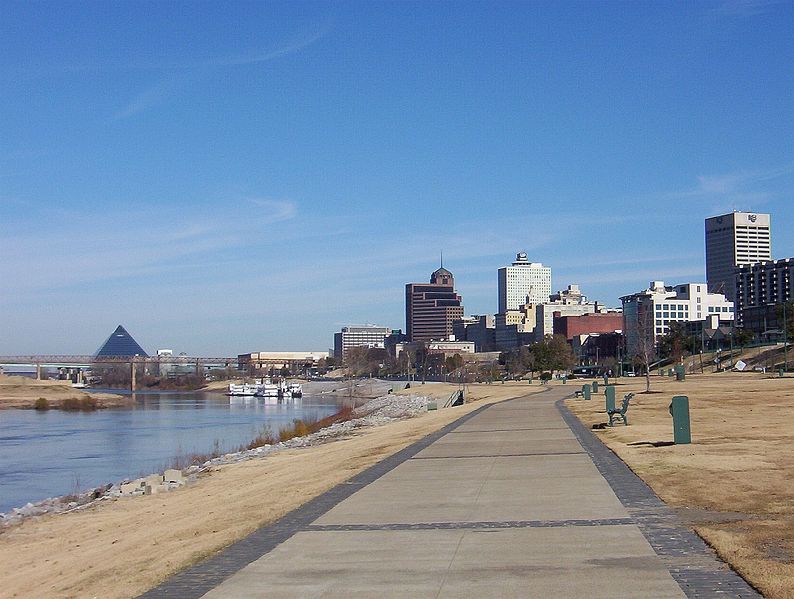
(255, 379, 282, 398)
(255, 380, 303, 399)
(227, 382, 260, 396)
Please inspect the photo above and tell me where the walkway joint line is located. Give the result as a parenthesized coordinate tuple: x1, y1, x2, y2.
(304, 517, 636, 531)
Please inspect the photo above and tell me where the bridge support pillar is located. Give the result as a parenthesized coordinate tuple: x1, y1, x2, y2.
(35, 363, 42, 380)
(130, 360, 136, 391)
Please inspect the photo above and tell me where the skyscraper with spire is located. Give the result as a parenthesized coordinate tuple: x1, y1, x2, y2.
(405, 260, 464, 342)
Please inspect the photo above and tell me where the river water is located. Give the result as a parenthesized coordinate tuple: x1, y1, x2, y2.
(0, 389, 343, 513)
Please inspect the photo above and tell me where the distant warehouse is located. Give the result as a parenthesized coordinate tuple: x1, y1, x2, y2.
(238, 351, 329, 372)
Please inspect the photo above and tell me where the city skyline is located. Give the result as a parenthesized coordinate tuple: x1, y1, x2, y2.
(2, 1, 793, 355)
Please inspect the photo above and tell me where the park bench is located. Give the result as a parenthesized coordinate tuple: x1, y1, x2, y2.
(608, 392, 635, 426)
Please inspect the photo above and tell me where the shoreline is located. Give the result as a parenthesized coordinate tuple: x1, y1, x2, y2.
(0, 389, 430, 525)
(0, 382, 540, 599)
(0, 374, 128, 410)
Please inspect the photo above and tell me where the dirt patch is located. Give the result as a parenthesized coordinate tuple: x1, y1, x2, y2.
(567, 372, 794, 598)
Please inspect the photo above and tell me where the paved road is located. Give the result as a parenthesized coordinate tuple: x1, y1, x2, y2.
(143, 386, 759, 598)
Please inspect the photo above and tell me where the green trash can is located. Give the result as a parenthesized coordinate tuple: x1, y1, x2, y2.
(582, 384, 591, 400)
(780, 367, 785, 378)
(592, 381, 599, 393)
(605, 385, 616, 413)
(676, 366, 685, 381)
(669, 395, 691, 444)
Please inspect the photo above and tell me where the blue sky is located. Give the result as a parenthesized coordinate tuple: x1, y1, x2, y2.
(1, 0, 793, 356)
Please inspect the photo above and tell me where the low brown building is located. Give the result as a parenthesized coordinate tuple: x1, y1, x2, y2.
(553, 312, 623, 340)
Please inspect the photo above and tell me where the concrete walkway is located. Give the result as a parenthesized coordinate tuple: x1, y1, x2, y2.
(190, 388, 697, 598)
(143, 386, 759, 598)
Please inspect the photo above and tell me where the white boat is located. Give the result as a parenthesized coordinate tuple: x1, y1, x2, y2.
(228, 383, 260, 396)
(254, 379, 303, 399)
(250, 377, 280, 398)
(256, 382, 281, 398)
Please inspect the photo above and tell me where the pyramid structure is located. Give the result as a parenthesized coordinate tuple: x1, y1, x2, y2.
(95, 325, 149, 357)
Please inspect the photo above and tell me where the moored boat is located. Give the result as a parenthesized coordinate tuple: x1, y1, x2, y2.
(227, 382, 260, 396)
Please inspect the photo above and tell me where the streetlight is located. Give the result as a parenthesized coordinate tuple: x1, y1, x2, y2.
(784, 301, 789, 373)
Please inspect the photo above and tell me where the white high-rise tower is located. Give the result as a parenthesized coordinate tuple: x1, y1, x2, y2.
(705, 212, 771, 302)
(498, 253, 552, 313)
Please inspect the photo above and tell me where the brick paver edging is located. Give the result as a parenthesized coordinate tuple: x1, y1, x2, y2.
(138, 397, 511, 598)
(556, 396, 761, 599)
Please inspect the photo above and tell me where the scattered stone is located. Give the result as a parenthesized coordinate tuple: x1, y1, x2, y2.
(163, 469, 184, 484)
(119, 481, 141, 496)
(145, 474, 164, 487)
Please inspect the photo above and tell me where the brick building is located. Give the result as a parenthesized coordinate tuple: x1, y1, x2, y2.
(553, 312, 623, 340)
(405, 266, 464, 342)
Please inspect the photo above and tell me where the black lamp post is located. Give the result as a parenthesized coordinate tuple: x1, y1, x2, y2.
(784, 301, 788, 372)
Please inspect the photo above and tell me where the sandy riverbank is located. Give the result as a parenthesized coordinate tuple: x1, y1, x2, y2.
(0, 381, 542, 599)
(566, 372, 794, 599)
(0, 374, 128, 409)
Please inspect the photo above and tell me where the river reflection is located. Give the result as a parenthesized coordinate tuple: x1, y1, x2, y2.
(0, 390, 342, 513)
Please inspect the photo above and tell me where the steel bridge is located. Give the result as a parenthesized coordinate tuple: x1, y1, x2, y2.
(0, 355, 319, 389)
(0, 355, 237, 367)
(0, 355, 241, 389)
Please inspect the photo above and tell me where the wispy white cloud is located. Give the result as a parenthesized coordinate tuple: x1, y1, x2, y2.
(247, 198, 298, 222)
(112, 27, 328, 119)
(560, 268, 704, 287)
(695, 172, 749, 194)
(708, 0, 780, 17)
(1, 199, 299, 292)
(207, 28, 329, 68)
(666, 162, 794, 213)
(113, 78, 184, 120)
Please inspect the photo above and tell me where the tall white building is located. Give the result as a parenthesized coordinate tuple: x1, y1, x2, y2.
(621, 281, 734, 357)
(705, 212, 771, 301)
(333, 325, 392, 363)
(498, 253, 551, 313)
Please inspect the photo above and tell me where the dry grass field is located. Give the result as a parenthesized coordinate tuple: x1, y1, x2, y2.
(566, 372, 794, 599)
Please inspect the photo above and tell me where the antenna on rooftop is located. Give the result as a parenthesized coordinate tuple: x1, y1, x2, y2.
(440, 250, 444, 269)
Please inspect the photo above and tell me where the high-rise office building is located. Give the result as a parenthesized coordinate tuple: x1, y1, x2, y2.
(333, 325, 392, 363)
(734, 258, 793, 332)
(498, 253, 552, 313)
(405, 267, 464, 342)
(705, 212, 771, 301)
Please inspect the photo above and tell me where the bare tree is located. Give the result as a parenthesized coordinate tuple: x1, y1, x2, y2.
(630, 307, 655, 393)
